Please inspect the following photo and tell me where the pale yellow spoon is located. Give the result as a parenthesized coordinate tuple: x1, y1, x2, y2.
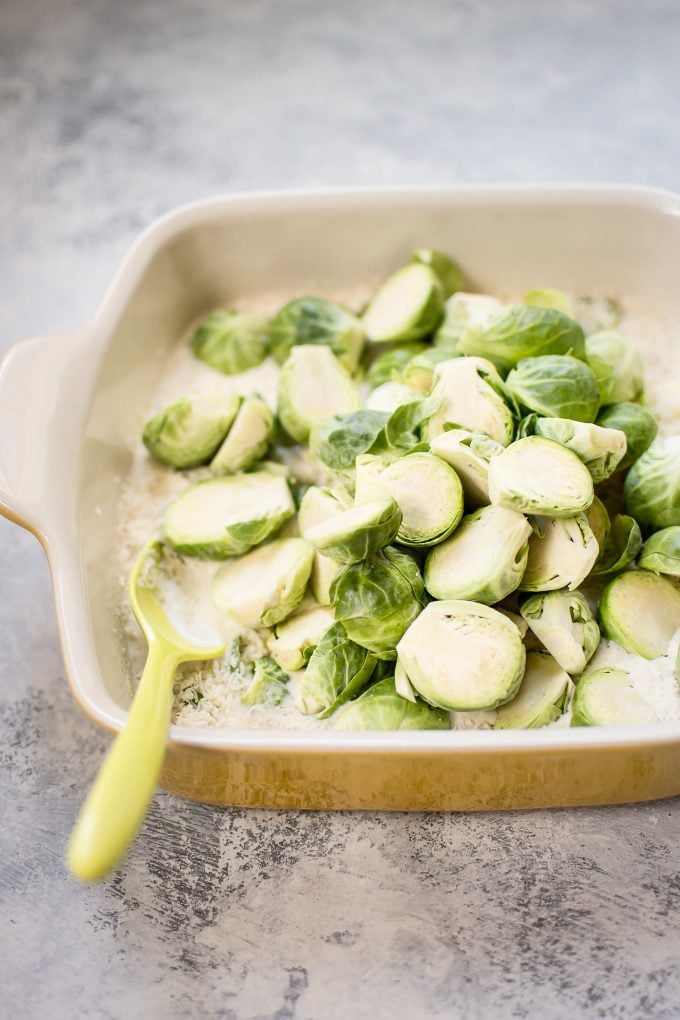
(68, 538, 226, 882)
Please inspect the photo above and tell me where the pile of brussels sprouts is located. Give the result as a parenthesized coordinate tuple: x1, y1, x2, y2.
(142, 249, 680, 730)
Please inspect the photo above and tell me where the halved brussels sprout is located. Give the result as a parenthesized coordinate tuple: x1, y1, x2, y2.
(522, 288, 573, 315)
(268, 297, 365, 371)
(394, 657, 417, 703)
(329, 678, 450, 730)
(330, 546, 426, 657)
(277, 345, 361, 442)
(430, 428, 505, 506)
(488, 437, 594, 518)
(458, 304, 586, 372)
(401, 348, 453, 392)
(520, 514, 599, 592)
(361, 263, 444, 343)
(585, 330, 644, 405)
(304, 496, 402, 565)
(210, 395, 274, 474)
(424, 505, 531, 603)
(297, 622, 376, 717)
(426, 357, 515, 445)
(396, 601, 526, 711)
(163, 470, 294, 559)
(592, 514, 642, 575)
(571, 667, 658, 727)
(143, 394, 239, 469)
(212, 536, 314, 628)
(624, 436, 680, 530)
(365, 342, 427, 387)
(366, 381, 422, 414)
(190, 310, 270, 374)
(493, 650, 573, 729)
(520, 590, 600, 674)
(309, 410, 390, 470)
(411, 248, 466, 298)
(639, 526, 680, 577)
(355, 451, 464, 547)
(267, 602, 335, 671)
(521, 416, 627, 483)
(596, 402, 658, 470)
(505, 355, 600, 422)
(599, 570, 680, 659)
(433, 292, 504, 354)
(584, 495, 611, 553)
(241, 657, 289, 707)
(298, 486, 353, 604)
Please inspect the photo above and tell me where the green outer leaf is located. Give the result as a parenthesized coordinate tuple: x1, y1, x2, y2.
(638, 526, 680, 577)
(411, 249, 466, 298)
(297, 623, 376, 716)
(309, 410, 390, 470)
(306, 497, 402, 565)
(384, 390, 442, 448)
(241, 658, 289, 707)
(143, 396, 237, 469)
(458, 304, 586, 372)
(329, 678, 450, 730)
(584, 330, 644, 405)
(190, 311, 270, 374)
(623, 436, 680, 530)
(268, 297, 365, 370)
(596, 402, 658, 470)
(592, 514, 642, 575)
(365, 342, 427, 387)
(505, 355, 600, 422)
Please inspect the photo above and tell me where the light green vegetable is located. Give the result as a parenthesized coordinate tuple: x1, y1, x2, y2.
(330, 677, 450, 730)
(143, 394, 238, 469)
(268, 297, 365, 371)
(297, 486, 352, 603)
(585, 330, 644, 405)
(523, 288, 573, 315)
(366, 382, 422, 414)
(277, 345, 361, 442)
(520, 415, 627, 483)
(297, 622, 376, 716)
(596, 402, 658, 470)
(362, 263, 444, 343)
(355, 451, 464, 547)
(309, 410, 389, 469)
(411, 248, 466, 298)
(433, 292, 504, 354)
(424, 505, 531, 603)
(520, 590, 600, 675)
(330, 546, 426, 657)
(592, 514, 642, 575)
(520, 514, 599, 592)
(190, 310, 270, 374)
(396, 601, 526, 711)
(638, 526, 680, 577)
(624, 436, 680, 529)
(571, 668, 658, 727)
(241, 657, 289, 707)
(163, 471, 294, 559)
(493, 650, 574, 729)
(599, 570, 680, 659)
(458, 304, 586, 372)
(212, 536, 314, 628)
(426, 357, 515, 445)
(401, 347, 454, 392)
(505, 355, 600, 422)
(365, 342, 427, 387)
(488, 436, 594, 518)
(210, 395, 274, 474)
(304, 496, 401, 565)
(267, 602, 335, 671)
(430, 428, 505, 506)
(584, 495, 611, 553)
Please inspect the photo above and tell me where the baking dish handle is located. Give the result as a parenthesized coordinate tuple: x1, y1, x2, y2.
(0, 327, 95, 537)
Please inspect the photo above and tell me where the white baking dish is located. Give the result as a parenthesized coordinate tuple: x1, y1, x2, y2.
(2, 184, 680, 810)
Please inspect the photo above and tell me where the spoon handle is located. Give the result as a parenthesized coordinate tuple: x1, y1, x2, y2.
(68, 641, 179, 882)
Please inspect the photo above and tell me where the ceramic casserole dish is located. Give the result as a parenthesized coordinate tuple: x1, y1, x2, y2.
(2, 184, 680, 811)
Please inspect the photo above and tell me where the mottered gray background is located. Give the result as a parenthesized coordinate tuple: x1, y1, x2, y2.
(2, 0, 680, 1017)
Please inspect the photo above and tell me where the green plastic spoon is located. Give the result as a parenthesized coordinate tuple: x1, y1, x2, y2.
(68, 538, 226, 882)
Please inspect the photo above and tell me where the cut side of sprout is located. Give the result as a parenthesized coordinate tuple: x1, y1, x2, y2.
(365, 381, 422, 414)
(520, 590, 600, 675)
(599, 570, 680, 659)
(303, 496, 402, 565)
(488, 436, 594, 518)
(571, 668, 658, 727)
(426, 357, 514, 445)
(267, 603, 336, 671)
(210, 395, 273, 474)
(493, 650, 573, 729)
(520, 513, 599, 592)
(361, 263, 444, 343)
(298, 486, 352, 604)
(212, 537, 314, 629)
(277, 345, 361, 442)
(430, 428, 505, 506)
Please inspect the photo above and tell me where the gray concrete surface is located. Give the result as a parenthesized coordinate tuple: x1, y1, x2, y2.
(2, 1, 680, 1017)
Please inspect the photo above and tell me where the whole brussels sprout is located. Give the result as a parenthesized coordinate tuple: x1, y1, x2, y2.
(624, 436, 680, 529)
(520, 590, 600, 675)
(143, 393, 239, 469)
(520, 513, 599, 592)
(210, 394, 274, 474)
(268, 297, 365, 371)
(190, 310, 270, 374)
(505, 355, 600, 422)
(365, 342, 427, 388)
(430, 427, 505, 506)
(638, 526, 680, 577)
(396, 600, 526, 711)
(426, 357, 515, 446)
(241, 657, 289, 707)
(329, 677, 450, 730)
(520, 414, 627, 483)
(493, 650, 574, 729)
(212, 536, 314, 628)
(297, 622, 377, 717)
(433, 292, 504, 354)
(458, 304, 586, 372)
(488, 436, 594, 518)
(599, 570, 680, 659)
(425, 505, 532, 603)
(362, 263, 444, 343)
(411, 248, 466, 298)
(585, 330, 644, 405)
(330, 546, 427, 658)
(277, 345, 361, 443)
(303, 496, 402, 565)
(571, 668, 658, 727)
(596, 402, 658, 470)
